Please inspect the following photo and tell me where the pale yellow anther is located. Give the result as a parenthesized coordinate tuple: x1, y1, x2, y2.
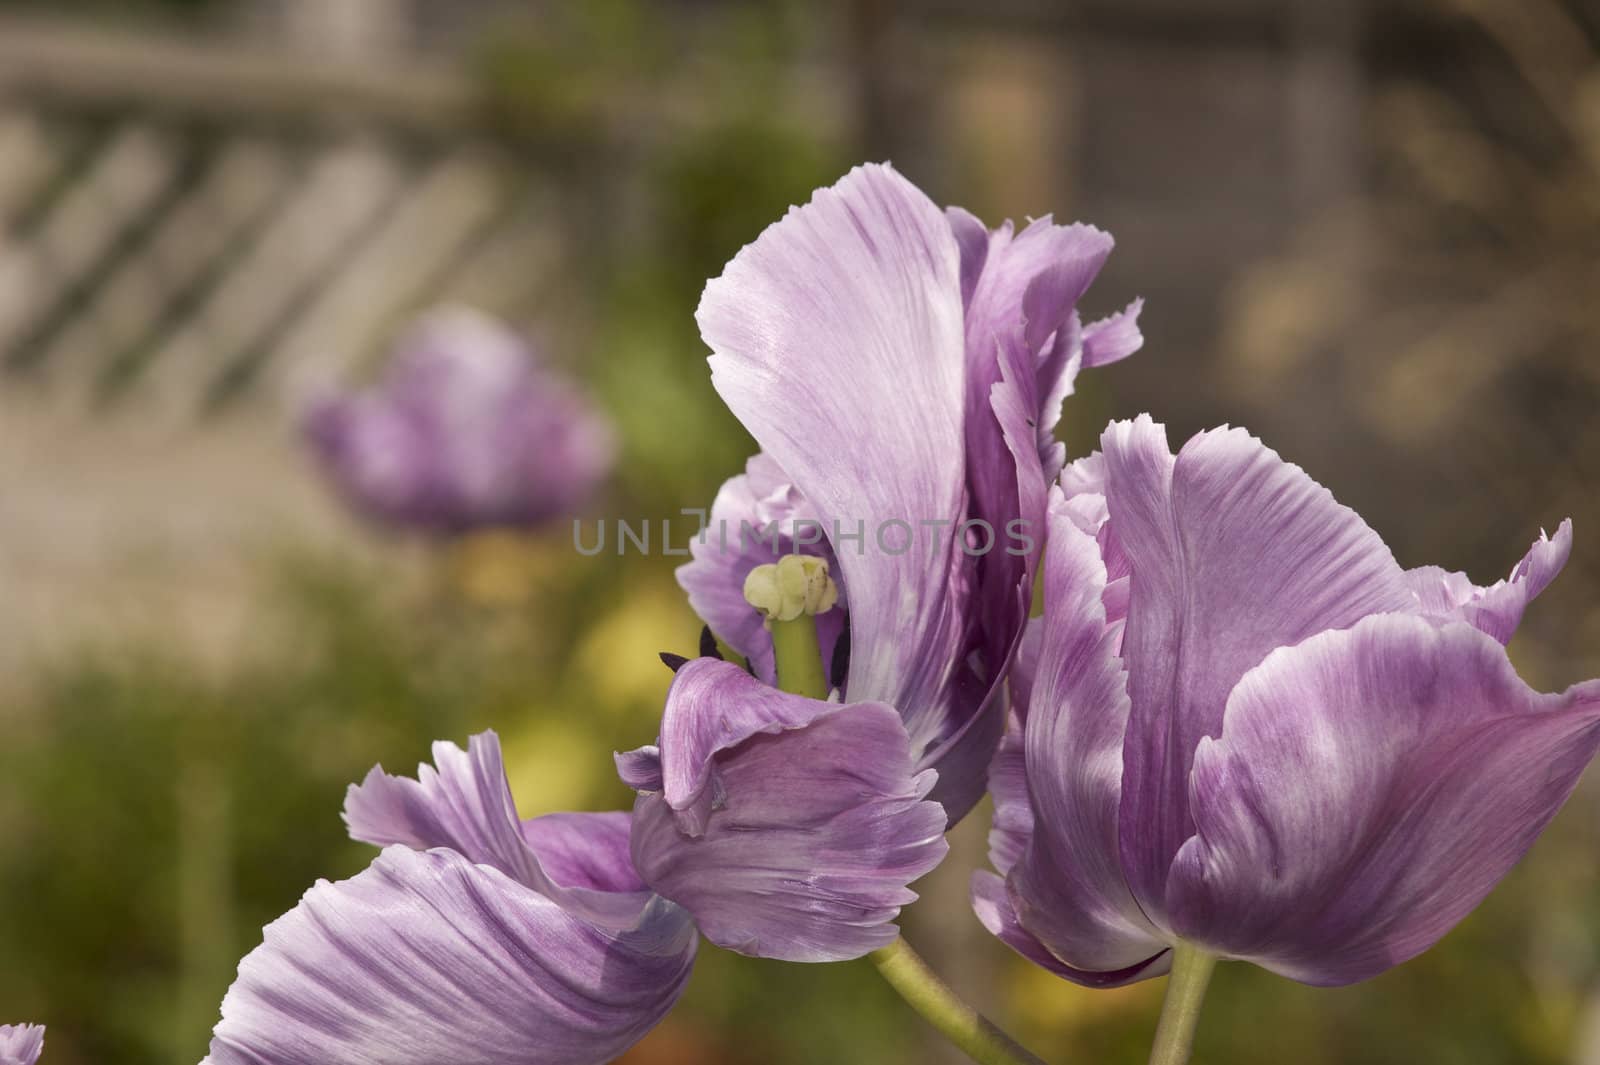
(743, 554, 838, 626)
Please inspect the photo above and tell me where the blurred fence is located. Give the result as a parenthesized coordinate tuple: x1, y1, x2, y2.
(0, 14, 584, 674)
(0, 16, 566, 423)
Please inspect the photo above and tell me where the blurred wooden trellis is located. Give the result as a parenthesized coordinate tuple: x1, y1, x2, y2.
(0, 15, 573, 423)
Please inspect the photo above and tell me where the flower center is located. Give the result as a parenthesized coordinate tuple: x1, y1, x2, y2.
(743, 555, 837, 700)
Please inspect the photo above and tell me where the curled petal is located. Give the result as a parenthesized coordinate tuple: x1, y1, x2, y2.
(627, 659, 948, 962)
(1082, 298, 1145, 368)
(344, 732, 541, 885)
(972, 874, 1169, 989)
(206, 846, 696, 1065)
(1103, 417, 1415, 925)
(1007, 499, 1167, 972)
(613, 745, 663, 793)
(1406, 519, 1573, 644)
(1167, 615, 1600, 986)
(0, 1025, 43, 1065)
(344, 732, 643, 927)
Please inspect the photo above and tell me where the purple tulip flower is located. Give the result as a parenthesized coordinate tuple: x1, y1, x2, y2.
(204, 732, 696, 1065)
(303, 308, 616, 536)
(973, 414, 1600, 988)
(636, 163, 1141, 961)
(677, 164, 1142, 826)
(638, 163, 1141, 963)
(0, 1025, 43, 1065)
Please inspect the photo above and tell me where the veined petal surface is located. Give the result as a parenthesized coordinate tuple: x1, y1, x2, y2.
(205, 846, 696, 1065)
(1167, 615, 1600, 986)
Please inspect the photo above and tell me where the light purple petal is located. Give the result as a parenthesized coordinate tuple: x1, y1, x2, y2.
(676, 453, 845, 686)
(344, 732, 542, 884)
(0, 1025, 43, 1065)
(1103, 417, 1416, 926)
(613, 745, 663, 793)
(697, 163, 972, 772)
(625, 658, 948, 962)
(972, 874, 1170, 989)
(1405, 519, 1573, 644)
(343, 732, 645, 927)
(1167, 615, 1600, 986)
(206, 846, 696, 1065)
(1082, 298, 1145, 368)
(1004, 499, 1167, 972)
(520, 812, 647, 895)
(984, 715, 1032, 877)
(1008, 618, 1043, 728)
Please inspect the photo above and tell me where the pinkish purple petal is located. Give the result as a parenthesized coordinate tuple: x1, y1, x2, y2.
(1167, 615, 1600, 986)
(624, 658, 947, 961)
(1406, 520, 1573, 644)
(696, 164, 973, 785)
(0, 1025, 43, 1065)
(206, 846, 695, 1065)
(1103, 417, 1416, 926)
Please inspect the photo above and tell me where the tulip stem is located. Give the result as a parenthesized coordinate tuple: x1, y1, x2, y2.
(1146, 942, 1217, 1065)
(870, 937, 1050, 1065)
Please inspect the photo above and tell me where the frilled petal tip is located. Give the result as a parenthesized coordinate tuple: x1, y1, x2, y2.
(0, 1024, 44, 1065)
(1082, 298, 1145, 368)
(344, 731, 652, 929)
(205, 846, 696, 1065)
(1167, 614, 1600, 986)
(1407, 519, 1574, 645)
(625, 658, 948, 962)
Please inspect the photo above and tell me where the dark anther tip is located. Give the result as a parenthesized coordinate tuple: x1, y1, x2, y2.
(699, 625, 723, 660)
(659, 652, 690, 673)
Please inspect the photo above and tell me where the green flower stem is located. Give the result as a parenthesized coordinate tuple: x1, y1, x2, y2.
(870, 938, 1050, 1065)
(768, 613, 830, 700)
(1147, 942, 1218, 1065)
